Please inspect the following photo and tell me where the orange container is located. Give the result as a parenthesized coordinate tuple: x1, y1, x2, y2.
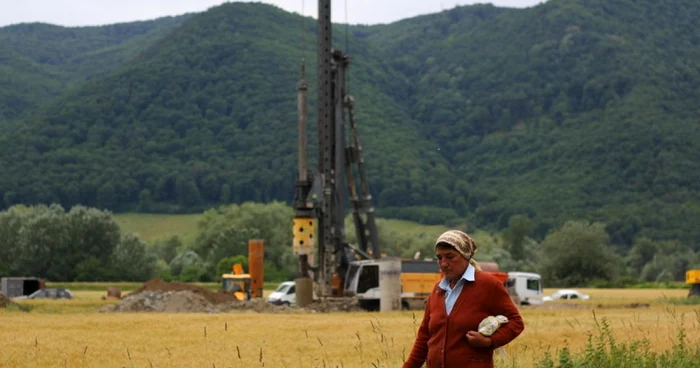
(478, 262, 500, 273)
(487, 271, 509, 286)
(248, 239, 265, 298)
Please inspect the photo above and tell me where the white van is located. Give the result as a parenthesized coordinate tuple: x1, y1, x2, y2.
(266, 281, 296, 306)
(507, 272, 543, 305)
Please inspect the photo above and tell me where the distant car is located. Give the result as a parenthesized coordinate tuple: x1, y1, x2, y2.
(14, 288, 73, 300)
(267, 281, 296, 306)
(543, 289, 590, 302)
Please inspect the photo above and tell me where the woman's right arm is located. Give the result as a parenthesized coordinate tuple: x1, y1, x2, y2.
(402, 295, 432, 368)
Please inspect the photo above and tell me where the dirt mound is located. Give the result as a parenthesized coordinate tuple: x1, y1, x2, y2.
(130, 278, 239, 305)
(100, 291, 219, 313)
(102, 291, 365, 314)
(220, 297, 364, 313)
(220, 298, 299, 313)
(303, 298, 365, 313)
(102, 279, 366, 314)
(101, 278, 241, 313)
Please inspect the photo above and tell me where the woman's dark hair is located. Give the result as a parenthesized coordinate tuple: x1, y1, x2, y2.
(436, 242, 457, 251)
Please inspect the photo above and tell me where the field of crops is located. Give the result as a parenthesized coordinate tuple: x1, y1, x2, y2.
(1, 287, 698, 367)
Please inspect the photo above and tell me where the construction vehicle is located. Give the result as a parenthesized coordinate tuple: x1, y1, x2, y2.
(687, 269, 700, 297)
(288, 1, 520, 310)
(506, 272, 543, 305)
(344, 259, 439, 310)
(221, 263, 252, 301)
(220, 239, 265, 301)
(344, 260, 526, 310)
(292, 0, 380, 303)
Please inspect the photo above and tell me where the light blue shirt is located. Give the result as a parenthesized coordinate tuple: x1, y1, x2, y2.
(438, 263, 476, 315)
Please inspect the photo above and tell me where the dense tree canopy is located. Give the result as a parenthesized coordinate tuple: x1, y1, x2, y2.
(0, 0, 699, 247)
(1, 202, 696, 285)
(0, 205, 155, 281)
(0, 15, 190, 121)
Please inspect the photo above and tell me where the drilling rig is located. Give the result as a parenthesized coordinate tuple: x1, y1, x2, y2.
(292, 0, 380, 304)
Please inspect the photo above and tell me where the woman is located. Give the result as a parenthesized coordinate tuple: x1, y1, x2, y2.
(403, 230, 524, 368)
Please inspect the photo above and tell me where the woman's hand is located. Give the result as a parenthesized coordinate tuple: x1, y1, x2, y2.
(466, 331, 492, 348)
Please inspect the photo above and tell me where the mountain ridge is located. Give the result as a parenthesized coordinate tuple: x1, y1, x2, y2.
(1, 0, 698, 245)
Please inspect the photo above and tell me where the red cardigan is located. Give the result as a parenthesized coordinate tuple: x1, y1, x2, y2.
(403, 270, 524, 368)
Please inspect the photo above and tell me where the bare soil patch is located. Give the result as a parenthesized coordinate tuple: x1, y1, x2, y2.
(130, 278, 239, 304)
(100, 291, 218, 313)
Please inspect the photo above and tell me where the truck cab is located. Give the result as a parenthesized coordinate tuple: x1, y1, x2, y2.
(506, 272, 543, 305)
(344, 259, 440, 311)
(221, 274, 252, 301)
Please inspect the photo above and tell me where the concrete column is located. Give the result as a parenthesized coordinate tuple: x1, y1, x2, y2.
(379, 258, 402, 312)
(295, 277, 314, 307)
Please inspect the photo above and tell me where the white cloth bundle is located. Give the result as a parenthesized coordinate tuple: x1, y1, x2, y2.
(478, 315, 509, 336)
(477, 315, 509, 358)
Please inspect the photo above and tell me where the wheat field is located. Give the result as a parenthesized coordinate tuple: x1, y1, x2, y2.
(1, 288, 698, 368)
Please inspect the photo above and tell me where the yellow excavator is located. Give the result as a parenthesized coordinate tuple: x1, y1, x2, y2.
(687, 269, 700, 298)
(220, 240, 265, 301)
(221, 263, 252, 301)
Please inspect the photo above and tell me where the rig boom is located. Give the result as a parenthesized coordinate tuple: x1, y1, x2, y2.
(292, 0, 379, 300)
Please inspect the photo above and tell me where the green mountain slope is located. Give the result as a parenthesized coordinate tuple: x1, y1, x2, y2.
(0, 15, 190, 120)
(355, 0, 700, 242)
(0, 44, 64, 121)
(1, 0, 699, 245)
(0, 3, 450, 217)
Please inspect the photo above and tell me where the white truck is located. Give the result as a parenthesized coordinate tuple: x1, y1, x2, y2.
(507, 272, 544, 305)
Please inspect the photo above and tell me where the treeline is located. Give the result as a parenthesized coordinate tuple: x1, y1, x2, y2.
(354, 213, 700, 287)
(1, 203, 697, 288)
(0, 203, 296, 283)
(0, 204, 154, 281)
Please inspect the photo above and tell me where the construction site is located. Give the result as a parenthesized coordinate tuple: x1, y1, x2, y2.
(95, 238, 367, 314)
(98, 277, 364, 314)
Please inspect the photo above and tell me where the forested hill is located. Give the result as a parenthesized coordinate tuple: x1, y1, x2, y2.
(0, 14, 190, 121)
(355, 0, 700, 243)
(1, 0, 699, 246)
(0, 3, 450, 221)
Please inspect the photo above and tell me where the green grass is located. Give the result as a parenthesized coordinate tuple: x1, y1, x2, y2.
(115, 213, 452, 245)
(9, 299, 113, 314)
(531, 312, 700, 368)
(46, 282, 146, 292)
(665, 296, 700, 305)
(114, 213, 202, 242)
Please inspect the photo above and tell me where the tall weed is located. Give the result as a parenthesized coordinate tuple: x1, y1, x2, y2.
(533, 310, 700, 368)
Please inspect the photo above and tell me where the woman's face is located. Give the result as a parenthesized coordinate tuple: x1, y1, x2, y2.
(436, 246, 469, 281)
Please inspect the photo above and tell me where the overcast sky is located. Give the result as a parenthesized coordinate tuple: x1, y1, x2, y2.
(0, 0, 545, 28)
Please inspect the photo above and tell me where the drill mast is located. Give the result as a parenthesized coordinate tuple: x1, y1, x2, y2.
(293, 0, 379, 298)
